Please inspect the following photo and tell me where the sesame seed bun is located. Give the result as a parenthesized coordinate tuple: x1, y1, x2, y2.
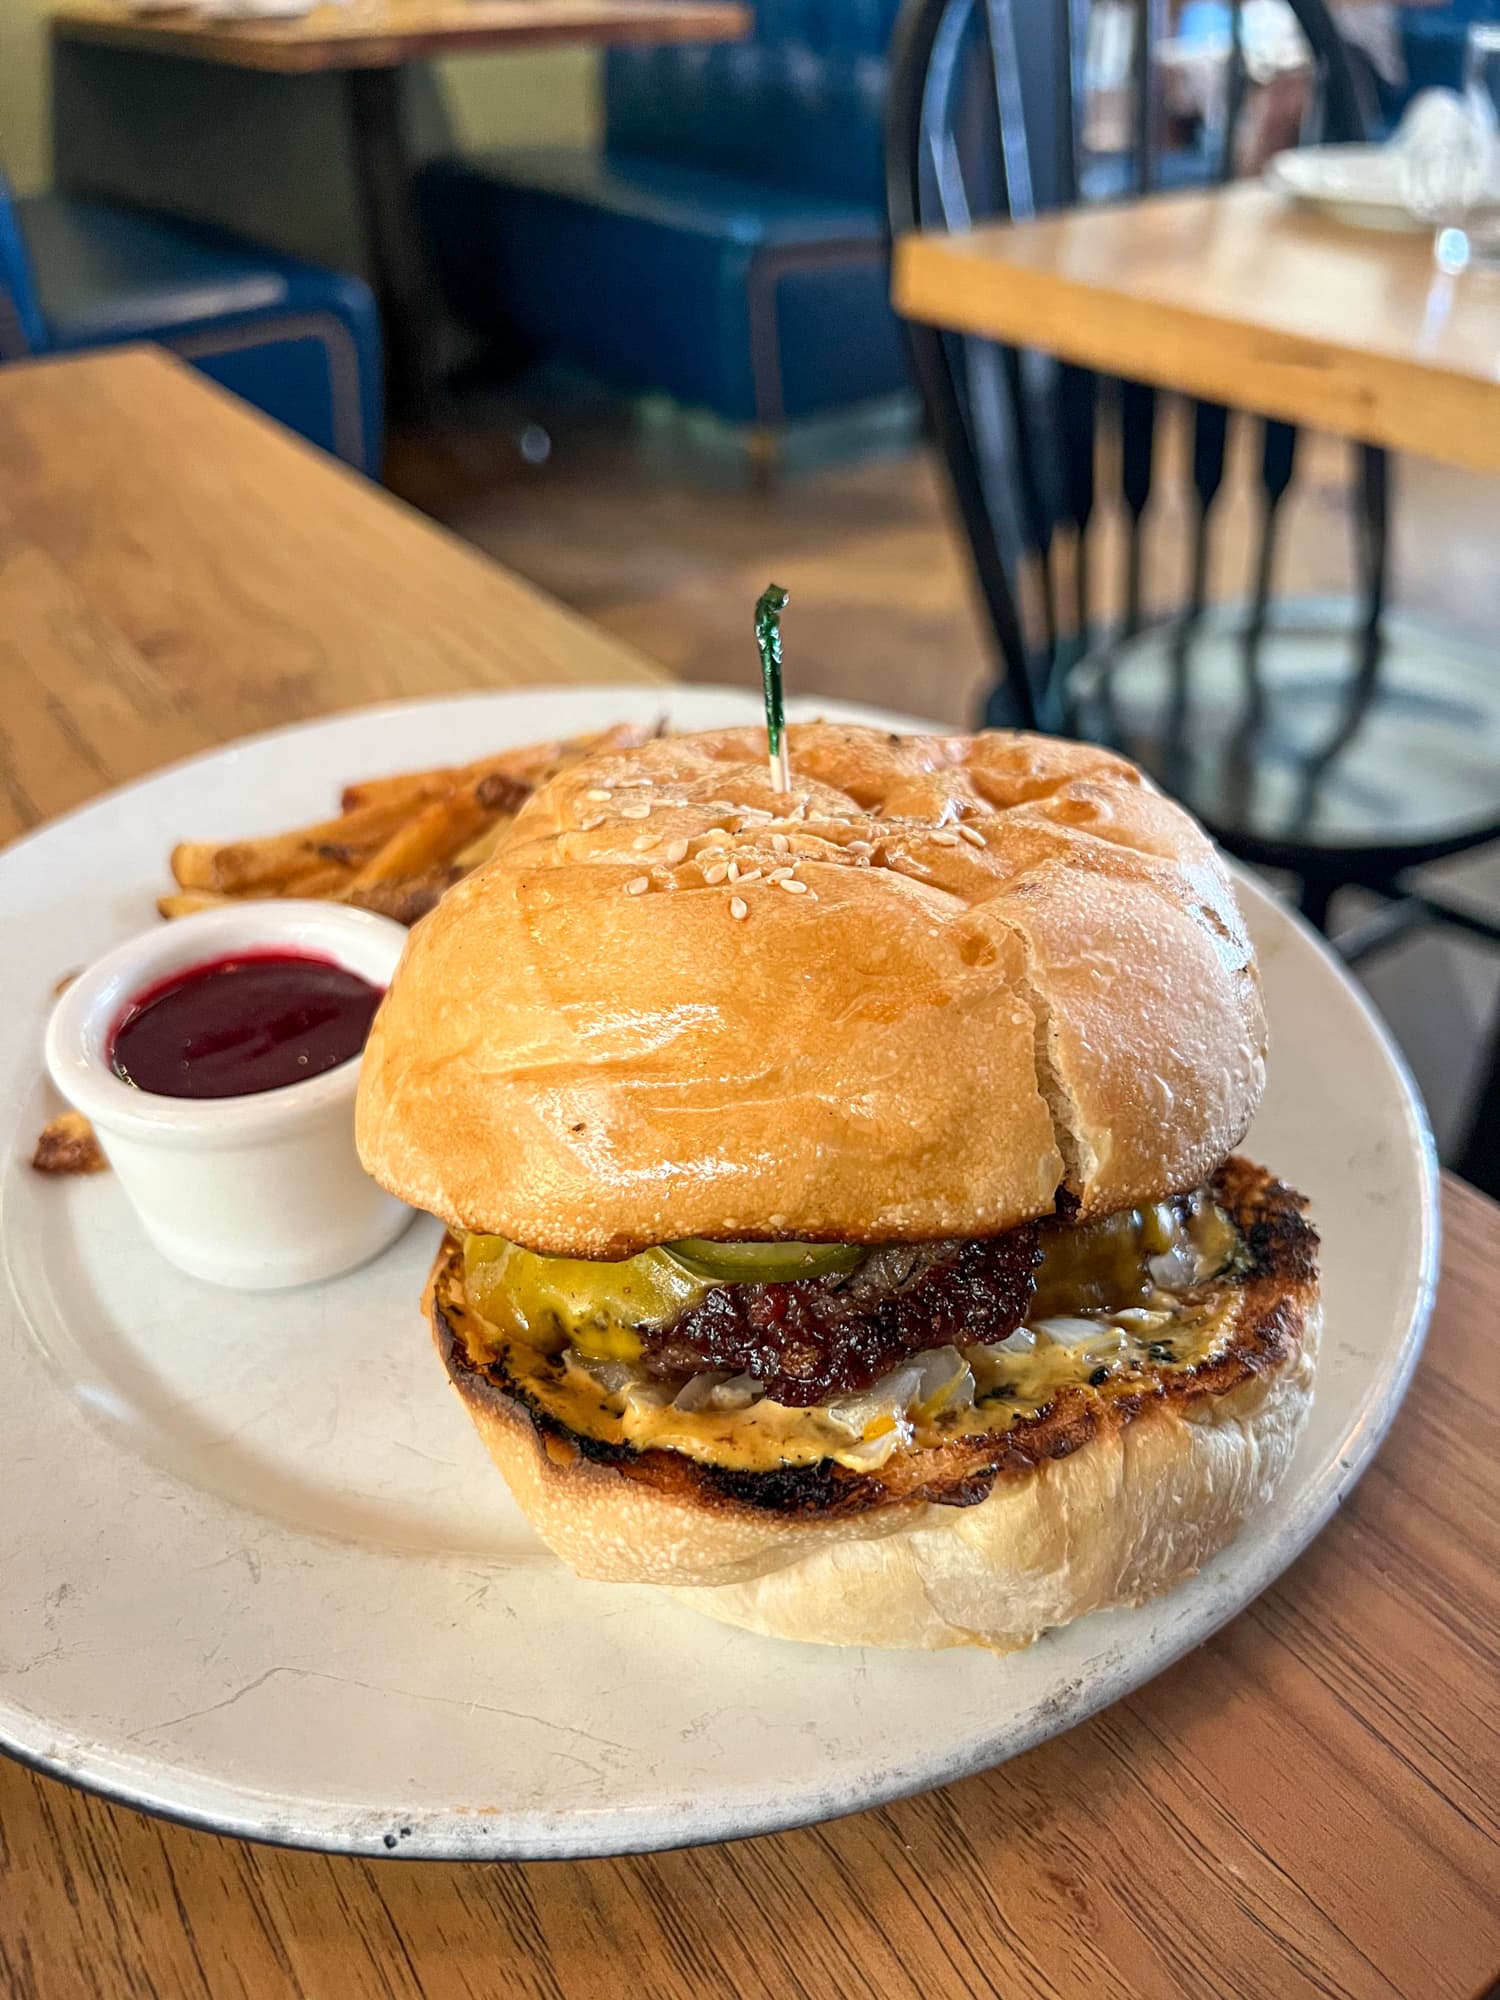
(356, 724, 1267, 1255)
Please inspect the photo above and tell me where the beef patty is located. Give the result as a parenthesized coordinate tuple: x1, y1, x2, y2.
(638, 1225, 1043, 1405)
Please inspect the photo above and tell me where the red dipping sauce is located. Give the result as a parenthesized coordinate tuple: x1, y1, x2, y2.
(109, 951, 383, 1100)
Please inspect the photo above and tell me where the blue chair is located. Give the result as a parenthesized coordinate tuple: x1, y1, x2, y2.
(1403, 0, 1500, 97)
(0, 176, 383, 475)
(418, 0, 910, 438)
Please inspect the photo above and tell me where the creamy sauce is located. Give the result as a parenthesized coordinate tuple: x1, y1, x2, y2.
(459, 1195, 1246, 1474)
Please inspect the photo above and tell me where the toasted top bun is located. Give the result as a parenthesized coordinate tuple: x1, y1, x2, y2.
(357, 724, 1266, 1255)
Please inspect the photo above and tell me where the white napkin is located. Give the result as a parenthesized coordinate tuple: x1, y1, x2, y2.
(192, 0, 323, 18)
(1394, 88, 1500, 220)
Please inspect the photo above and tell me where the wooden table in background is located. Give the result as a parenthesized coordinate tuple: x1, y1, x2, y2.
(52, 0, 751, 418)
(893, 183, 1500, 477)
(0, 348, 663, 846)
(2, 350, 1498, 1999)
(51, 0, 749, 73)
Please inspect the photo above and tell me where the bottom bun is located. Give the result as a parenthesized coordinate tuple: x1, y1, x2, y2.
(668, 1313, 1318, 1651)
(428, 1160, 1319, 1652)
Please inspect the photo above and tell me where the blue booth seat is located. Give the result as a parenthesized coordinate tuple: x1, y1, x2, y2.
(418, 3, 911, 434)
(1, 179, 382, 475)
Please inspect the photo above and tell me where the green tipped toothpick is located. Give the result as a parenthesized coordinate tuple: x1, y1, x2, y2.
(755, 582, 791, 792)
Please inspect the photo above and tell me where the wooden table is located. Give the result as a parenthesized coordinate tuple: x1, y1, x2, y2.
(0, 348, 662, 846)
(52, 0, 751, 418)
(3, 350, 1497, 1998)
(52, 0, 749, 73)
(893, 183, 1500, 478)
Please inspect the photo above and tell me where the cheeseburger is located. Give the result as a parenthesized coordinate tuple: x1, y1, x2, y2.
(357, 724, 1319, 1652)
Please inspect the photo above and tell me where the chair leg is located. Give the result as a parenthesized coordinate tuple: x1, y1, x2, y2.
(1297, 870, 1339, 935)
(746, 427, 781, 492)
(1455, 1009, 1500, 1200)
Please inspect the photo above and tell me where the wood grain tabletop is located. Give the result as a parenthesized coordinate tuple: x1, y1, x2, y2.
(0, 347, 663, 850)
(893, 183, 1500, 477)
(50, 0, 750, 73)
(1, 349, 1497, 1999)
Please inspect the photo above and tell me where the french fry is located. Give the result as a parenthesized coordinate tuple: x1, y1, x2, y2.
(453, 818, 511, 870)
(281, 862, 353, 899)
(337, 746, 552, 815)
(164, 720, 674, 933)
(343, 869, 462, 926)
(346, 790, 496, 890)
(158, 890, 239, 920)
(339, 767, 461, 814)
(454, 725, 644, 796)
(171, 799, 412, 894)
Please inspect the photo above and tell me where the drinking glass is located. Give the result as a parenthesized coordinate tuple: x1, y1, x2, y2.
(1401, 69, 1497, 273)
(1459, 24, 1500, 270)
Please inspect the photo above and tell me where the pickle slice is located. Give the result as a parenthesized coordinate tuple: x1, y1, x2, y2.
(665, 1239, 863, 1283)
(462, 1236, 706, 1357)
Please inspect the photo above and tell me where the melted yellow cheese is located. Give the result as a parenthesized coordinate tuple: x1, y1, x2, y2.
(459, 1195, 1247, 1474)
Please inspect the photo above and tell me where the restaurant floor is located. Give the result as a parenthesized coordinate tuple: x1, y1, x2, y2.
(387, 394, 1500, 1159)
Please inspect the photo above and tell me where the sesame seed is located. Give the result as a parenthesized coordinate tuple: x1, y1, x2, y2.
(736, 867, 763, 883)
(729, 896, 748, 921)
(620, 802, 652, 820)
(618, 776, 653, 787)
(586, 789, 612, 802)
(631, 833, 657, 851)
(770, 832, 790, 854)
(578, 814, 605, 831)
(702, 863, 729, 885)
(847, 840, 873, 855)
(930, 828, 960, 847)
(767, 866, 793, 882)
(727, 860, 741, 883)
(706, 799, 735, 812)
(664, 838, 689, 864)
(958, 824, 986, 848)
(625, 876, 649, 895)
(779, 878, 809, 895)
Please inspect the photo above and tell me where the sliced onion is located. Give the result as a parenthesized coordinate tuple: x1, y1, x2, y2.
(824, 1367, 923, 1439)
(910, 1346, 975, 1417)
(1113, 1306, 1174, 1332)
(622, 1380, 675, 1420)
(1031, 1315, 1105, 1345)
(1147, 1243, 1201, 1291)
(708, 1373, 763, 1411)
(994, 1324, 1038, 1354)
(1032, 1316, 1129, 1361)
(672, 1370, 727, 1412)
(834, 1420, 913, 1471)
(571, 1355, 636, 1396)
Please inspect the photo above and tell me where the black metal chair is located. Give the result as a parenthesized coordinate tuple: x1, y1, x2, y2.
(885, 0, 1500, 935)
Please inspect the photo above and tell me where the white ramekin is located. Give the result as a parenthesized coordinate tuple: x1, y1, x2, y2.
(45, 901, 413, 1290)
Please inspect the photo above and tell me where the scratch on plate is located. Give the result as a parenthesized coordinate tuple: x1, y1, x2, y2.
(129, 1666, 633, 1769)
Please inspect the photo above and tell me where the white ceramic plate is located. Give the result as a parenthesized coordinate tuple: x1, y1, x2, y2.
(0, 686, 1438, 1858)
